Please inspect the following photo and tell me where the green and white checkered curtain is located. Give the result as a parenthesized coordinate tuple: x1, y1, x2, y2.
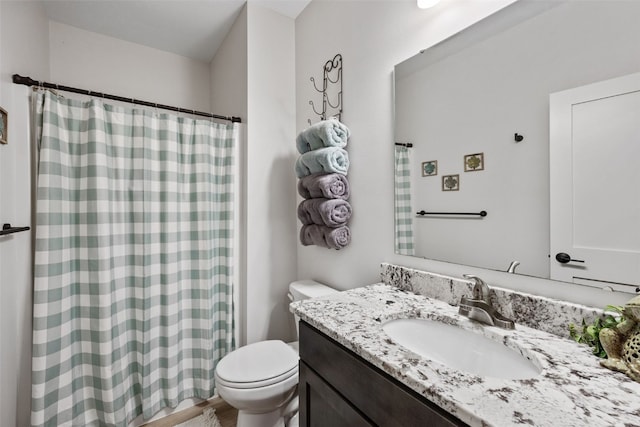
(31, 91, 237, 426)
(394, 146, 414, 255)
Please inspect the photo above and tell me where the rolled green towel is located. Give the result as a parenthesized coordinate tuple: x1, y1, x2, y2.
(296, 118, 350, 154)
(295, 147, 349, 178)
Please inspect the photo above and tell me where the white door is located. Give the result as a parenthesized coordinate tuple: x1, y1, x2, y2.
(550, 72, 640, 292)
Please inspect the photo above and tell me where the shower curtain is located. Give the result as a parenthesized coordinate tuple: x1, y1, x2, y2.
(30, 91, 237, 426)
(394, 146, 415, 256)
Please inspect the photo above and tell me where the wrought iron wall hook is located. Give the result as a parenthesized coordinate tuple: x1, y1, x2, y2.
(325, 54, 342, 71)
(326, 91, 342, 110)
(327, 72, 341, 84)
(324, 58, 342, 83)
(310, 76, 326, 93)
(309, 99, 324, 117)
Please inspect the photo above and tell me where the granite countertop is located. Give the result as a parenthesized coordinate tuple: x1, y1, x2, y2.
(291, 283, 640, 427)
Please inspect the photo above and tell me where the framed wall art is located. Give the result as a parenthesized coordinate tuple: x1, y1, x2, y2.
(421, 160, 437, 177)
(442, 174, 459, 191)
(464, 152, 484, 171)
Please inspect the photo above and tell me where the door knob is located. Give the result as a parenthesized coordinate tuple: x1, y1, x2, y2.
(555, 252, 585, 264)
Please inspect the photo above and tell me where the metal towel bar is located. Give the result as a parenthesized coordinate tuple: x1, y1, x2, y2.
(416, 210, 487, 217)
(0, 223, 30, 236)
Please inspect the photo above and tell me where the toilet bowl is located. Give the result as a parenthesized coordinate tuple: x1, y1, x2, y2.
(214, 280, 337, 427)
(215, 340, 299, 427)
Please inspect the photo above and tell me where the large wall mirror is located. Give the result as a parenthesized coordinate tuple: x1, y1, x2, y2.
(394, 0, 640, 292)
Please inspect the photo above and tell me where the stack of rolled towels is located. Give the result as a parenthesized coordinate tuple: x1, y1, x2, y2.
(295, 118, 352, 250)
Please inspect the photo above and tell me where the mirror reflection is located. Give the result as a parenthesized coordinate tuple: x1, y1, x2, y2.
(393, 0, 640, 291)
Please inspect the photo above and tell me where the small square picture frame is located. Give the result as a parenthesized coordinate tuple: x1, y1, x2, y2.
(464, 152, 484, 172)
(442, 174, 459, 191)
(421, 160, 438, 177)
(0, 107, 7, 145)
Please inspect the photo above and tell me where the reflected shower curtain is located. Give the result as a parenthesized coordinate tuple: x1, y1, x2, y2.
(394, 146, 415, 255)
(31, 91, 237, 426)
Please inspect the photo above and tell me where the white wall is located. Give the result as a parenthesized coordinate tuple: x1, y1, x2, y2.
(295, 0, 515, 289)
(49, 22, 211, 111)
(295, 0, 631, 308)
(211, 3, 298, 347)
(211, 5, 248, 121)
(245, 4, 298, 344)
(0, 3, 50, 427)
(210, 6, 248, 346)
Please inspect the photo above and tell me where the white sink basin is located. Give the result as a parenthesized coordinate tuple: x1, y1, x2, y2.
(382, 318, 541, 380)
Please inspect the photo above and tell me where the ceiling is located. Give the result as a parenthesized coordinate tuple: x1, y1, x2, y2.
(41, 0, 311, 63)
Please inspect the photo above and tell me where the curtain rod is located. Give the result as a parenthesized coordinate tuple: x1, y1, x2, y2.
(12, 74, 242, 124)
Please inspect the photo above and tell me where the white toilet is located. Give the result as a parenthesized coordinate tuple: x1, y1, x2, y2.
(214, 280, 338, 427)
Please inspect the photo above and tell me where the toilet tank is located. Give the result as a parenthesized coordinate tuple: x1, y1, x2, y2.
(288, 279, 338, 339)
(288, 279, 338, 302)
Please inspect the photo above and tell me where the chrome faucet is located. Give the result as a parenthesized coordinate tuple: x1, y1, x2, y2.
(458, 274, 515, 329)
(507, 261, 520, 273)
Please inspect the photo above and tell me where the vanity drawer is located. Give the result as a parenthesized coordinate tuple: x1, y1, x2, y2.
(299, 321, 467, 427)
(299, 360, 372, 427)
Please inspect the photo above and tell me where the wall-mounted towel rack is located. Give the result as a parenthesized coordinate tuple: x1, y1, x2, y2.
(308, 54, 343, 126)
(0, 223, 30, 236)
(416, 210, 487, 217)
(395, 142, 413, 148)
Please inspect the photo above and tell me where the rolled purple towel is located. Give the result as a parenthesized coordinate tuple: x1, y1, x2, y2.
(300, 224, 351, 250)
(298, 173, 350, 200)
(297, 198, 352, 227)
(296, 118, 350, 154)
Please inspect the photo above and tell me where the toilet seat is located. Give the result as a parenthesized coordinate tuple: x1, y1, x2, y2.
(216, 340, 299, 389)
(216, 365, 298, 389)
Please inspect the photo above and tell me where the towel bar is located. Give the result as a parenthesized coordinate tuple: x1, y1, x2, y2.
(416, 210, 487, 217)
(0, 223, 30, 236)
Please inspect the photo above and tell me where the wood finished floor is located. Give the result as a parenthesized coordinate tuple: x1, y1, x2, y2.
(142, 398, 238, 427)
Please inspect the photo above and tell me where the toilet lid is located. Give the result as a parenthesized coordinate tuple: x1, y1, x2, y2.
(216, 340, 299, 386)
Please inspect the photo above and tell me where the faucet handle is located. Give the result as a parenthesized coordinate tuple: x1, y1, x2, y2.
(463, 274, 491, 303)
(462, 274, 485, 285)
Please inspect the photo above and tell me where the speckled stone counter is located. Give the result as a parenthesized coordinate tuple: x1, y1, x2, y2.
(290, 283, 640, 427)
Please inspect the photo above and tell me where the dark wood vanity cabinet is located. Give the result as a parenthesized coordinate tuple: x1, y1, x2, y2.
(298, 321, 468, 427)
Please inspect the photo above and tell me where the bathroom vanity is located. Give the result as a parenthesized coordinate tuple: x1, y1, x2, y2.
(291, 264, 640, 427)
(299, 321, 464, 426)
